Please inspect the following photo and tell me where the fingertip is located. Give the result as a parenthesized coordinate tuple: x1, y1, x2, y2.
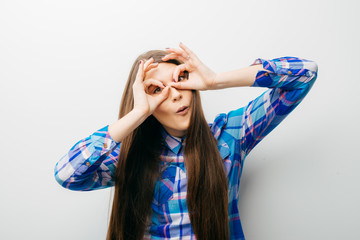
(162, 86, 170, 97)
(173, 73, 179, 83)
(170, 82, 180, 89)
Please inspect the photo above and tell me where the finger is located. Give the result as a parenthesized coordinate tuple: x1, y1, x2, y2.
(145, 62, 159, 72)
(179, 42, 196, 59)
(164, 48, 188, 60)
(162, 53, 187, 63)
(134, 60, 145, 85)
(172, 64, 187, 82)
(143, 79, 166, 94)
(143, 78, 165, 89)
(162, 52, 176, 59)
(143, 57, 154, 69)
(154, 86, 170, 105)
(168, 81, 193, 90)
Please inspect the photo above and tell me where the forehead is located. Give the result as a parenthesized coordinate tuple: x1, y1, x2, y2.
(144, 62, 176, 83)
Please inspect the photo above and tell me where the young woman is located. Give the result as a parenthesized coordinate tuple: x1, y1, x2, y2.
(54, 42, 318, 240)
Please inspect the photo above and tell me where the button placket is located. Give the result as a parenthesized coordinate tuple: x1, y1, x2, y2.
(153, 164, 177, 206)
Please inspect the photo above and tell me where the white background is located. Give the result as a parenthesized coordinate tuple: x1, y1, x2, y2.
(1, 0, 359, 239)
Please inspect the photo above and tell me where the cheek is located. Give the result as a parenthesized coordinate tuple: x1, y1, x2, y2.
(187, 92, 193, 102)
(154, 102, 168, 114)
(153, 102, 171, 121)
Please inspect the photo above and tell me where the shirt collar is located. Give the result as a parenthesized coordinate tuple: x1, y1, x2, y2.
(160, 125, 186, 155)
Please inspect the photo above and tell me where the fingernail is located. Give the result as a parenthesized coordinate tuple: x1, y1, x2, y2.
(173, 78, 176, 82)
(139, 60, 142, 64)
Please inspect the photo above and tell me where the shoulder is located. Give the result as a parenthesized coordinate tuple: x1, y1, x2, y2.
(209, 112, 228, 140)
(208, 105, 247, 141)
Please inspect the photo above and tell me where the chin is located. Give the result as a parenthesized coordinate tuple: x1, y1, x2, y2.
(178, 121, 190, 130)
(164, 123, 189, 137)
(172, 125, 188, 133)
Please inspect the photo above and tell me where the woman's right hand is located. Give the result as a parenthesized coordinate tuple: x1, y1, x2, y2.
(132, 57, 170, 116)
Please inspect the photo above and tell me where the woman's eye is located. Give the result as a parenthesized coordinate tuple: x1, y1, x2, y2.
(153, 87, 161, 94)
(178, 71, 189, 82)
(147, 85, 162, 94)
(178, 74, 187, 82)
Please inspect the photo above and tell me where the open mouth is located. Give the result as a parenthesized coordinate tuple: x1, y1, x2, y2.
(176, 106, 189, 115)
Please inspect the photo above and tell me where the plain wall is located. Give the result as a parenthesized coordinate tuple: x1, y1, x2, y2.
(1, 0, 359, 239)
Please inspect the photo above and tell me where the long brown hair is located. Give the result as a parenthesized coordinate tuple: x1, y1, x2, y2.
(107, 50, 229, 240)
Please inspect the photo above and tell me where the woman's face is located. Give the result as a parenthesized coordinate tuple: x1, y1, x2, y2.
(144, 62, 192, 138)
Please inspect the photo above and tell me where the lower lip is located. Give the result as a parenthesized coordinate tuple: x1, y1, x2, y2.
(176, 107, 189, 115)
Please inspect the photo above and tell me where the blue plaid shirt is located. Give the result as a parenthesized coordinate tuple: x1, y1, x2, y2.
(54, 56, 318, 239)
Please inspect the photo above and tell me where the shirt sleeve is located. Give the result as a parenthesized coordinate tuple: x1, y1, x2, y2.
(54, 124, 121, 191)
(211, 56, 318, 158)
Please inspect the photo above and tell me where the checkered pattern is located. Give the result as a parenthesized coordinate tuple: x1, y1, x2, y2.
(54, 56, 318, 239)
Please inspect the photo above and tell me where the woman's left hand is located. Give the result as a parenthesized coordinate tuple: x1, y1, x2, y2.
(162, 42, 218, 91)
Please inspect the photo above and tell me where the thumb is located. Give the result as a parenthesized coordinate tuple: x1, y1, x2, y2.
(154, 86, 170, 105)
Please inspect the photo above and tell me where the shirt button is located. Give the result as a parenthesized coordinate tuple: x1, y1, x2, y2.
(86, 161, 91, 167)
(288, 70, 292, 74)
(104, 143, 108, 149)
(264, 72, 269, 77)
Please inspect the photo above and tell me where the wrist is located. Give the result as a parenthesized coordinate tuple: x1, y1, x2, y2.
(211, 72, 224, 90)
(205, 72, 220, 91)
(211, 64, 265, 90)
(131, 108, 150, 120)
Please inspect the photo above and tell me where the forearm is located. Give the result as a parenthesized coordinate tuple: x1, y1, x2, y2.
(222, 56, 318, 154)
(55, 124, 121, 191)
(212, 56, 318, 91)
(211, 64, 269, 90)
(108, 109, 149, 142)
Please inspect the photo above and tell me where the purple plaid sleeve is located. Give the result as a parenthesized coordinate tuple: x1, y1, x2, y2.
(54, 125, 121, 191)
(217, 56, 318, 159)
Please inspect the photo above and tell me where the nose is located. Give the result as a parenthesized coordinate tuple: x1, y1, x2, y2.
(170, 86, 182, 102)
